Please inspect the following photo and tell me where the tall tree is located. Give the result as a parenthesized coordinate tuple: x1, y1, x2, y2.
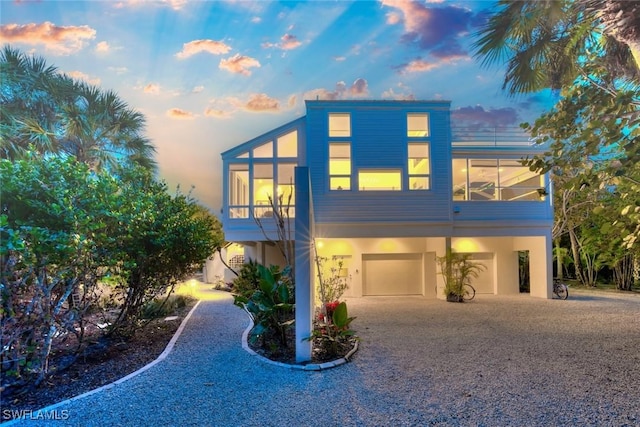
(473, 0, 639, 95)
(0, 45, 156, 171)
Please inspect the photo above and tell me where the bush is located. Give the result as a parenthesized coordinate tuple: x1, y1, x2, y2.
(141, 294, 191, 319)
(232, 259, 261, 299)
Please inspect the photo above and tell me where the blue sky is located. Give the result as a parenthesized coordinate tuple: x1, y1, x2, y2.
(0, 0, 556, 212)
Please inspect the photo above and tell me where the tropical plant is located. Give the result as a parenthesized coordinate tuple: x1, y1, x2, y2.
(314, 254, 351, 314)
(306, 301, 357, 361)
(233, 264, 295, 348)
(473, 0, 639, 96)
(437, 250, 486, 300)
(1, 45, 156, 171)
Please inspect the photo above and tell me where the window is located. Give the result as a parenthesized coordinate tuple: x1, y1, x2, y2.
(329, 143, 351, 190)
(358, 169, 402, 191)
(277, 163, 296, 217)
(329, 113, 350, 137)
(407, 113, 429, 137)
(277, 131, 297, 157)
(408, 143, 430, 190)
(253, 141, 273, 158)
(453, 158, 544, 201)
(253, 164, 274, 217)
(229, 164, 249, 218)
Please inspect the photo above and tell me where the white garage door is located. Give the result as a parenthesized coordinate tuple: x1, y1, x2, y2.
(363, 253, 423, 296)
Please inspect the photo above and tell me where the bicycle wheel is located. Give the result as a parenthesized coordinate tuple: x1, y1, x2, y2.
(462, 284, 475, 301)
(555, 284, 568, 300)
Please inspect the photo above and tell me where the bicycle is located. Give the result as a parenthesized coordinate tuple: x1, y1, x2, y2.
(553, 279, 569, 300)
(462, 283, 475, 301)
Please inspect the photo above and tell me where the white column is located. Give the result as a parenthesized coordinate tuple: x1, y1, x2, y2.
(294, 167, 313, 362)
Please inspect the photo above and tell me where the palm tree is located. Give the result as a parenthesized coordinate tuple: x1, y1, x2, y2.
(473, 0, 639, 96)
(1, 45, 156, 171)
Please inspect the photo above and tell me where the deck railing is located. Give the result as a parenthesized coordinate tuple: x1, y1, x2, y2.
(451, 126, 545, 147)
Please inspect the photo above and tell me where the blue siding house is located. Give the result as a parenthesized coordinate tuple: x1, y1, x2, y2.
(221, 100, 553, 361)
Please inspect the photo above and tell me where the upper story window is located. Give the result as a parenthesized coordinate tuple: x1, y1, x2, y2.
(358, 169, 402, 191)
(329, 113, 351, 137)
(253, 141, 273, 158)
(408, 143, 430, 190)
(407, 113, 429, 137)
(277, 130, 297, 157)
(329, 142, 351, 190)
(228, 164, 249, 218)
(453, 158, 545, 201)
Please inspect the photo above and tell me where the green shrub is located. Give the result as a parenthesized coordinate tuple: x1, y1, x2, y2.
(232, 259, 261, 298)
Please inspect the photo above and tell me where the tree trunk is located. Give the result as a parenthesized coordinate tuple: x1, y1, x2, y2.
(568, 227, 586, 284)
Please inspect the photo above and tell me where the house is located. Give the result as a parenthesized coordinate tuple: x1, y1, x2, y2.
(221, 100, 553, 361)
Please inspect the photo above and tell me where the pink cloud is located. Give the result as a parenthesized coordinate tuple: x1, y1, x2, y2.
(95, 41, 110, 53)
(66, 70, 101, 86)
(398, 59, 440, 73)
(0, 21, 96, 54)
(204, 107, 232, 119)
(244, 93, 279, 112)
(219, 54, 261, 76)
(349, 78, 368, 97)
(262, 33, 302, 50)
(166, 108, 196, 120)
(176, 39, 231, 59)
(381, 0, 473, 57)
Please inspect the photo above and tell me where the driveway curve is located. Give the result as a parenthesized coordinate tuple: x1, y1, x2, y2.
(9, 286, 640, 426)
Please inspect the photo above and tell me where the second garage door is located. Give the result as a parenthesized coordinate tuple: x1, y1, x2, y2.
(363, 253, 423, 296)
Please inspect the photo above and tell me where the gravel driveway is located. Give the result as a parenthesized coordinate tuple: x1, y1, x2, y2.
(9, 287, 640, 427)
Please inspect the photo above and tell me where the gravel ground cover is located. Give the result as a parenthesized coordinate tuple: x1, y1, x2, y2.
(6, 288, 639, 427)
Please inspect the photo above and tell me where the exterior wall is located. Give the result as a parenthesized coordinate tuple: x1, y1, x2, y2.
(305, 100, 453, 225)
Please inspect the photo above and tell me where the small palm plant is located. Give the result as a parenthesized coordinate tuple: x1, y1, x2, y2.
(437, 250, 486, 302)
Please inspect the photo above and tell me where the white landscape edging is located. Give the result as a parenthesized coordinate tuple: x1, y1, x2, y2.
(3, 300, 202, 426)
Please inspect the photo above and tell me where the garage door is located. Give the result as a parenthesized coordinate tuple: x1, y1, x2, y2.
(363, 253, 423, 296)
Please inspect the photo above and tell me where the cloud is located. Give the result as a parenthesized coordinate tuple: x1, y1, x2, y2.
(381, 1, 474, 56)
(244, 93, 280, 112)
(251, 17, 262, 23)
(386, 12, 401, 25)
(397, 58, 440, 73)
(304, 79, 370, 100)
(144, 83, 160, 94)
(333, 56, 346, 62)
(262, 33, 302, 50)
(108, 66, 128, 75)
(204, 107, 232, 119)
(287, 95, 297, 108)
(192, 85, 205, 93)
(166, 108, 196, 119)
(219, 54, 261, 76)
(381, 86, 415, 100)
(451, 105, 519, 130)
(95, 41, 110, 53)
(0, 21, 96, 54)
(66, 70, 101, 86)
(349, 78, 368, 97)
(115, 0, 187, 10)
(175, 39, 231, 59)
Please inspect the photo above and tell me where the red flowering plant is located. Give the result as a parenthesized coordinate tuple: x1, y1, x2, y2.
(306, 253, 357, 361)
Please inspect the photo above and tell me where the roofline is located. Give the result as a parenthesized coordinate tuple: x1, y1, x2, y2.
(305, 99, 452, 107)
(220, 116, 306, 158)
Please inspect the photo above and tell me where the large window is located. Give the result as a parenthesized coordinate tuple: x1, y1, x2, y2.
(277, 131, 297, 157)
(407, 113, 429, 137)
(453, 158, 544, 201)
(229, 164, 249, 218)
(253, 164, 274, 218)
(358, 169, 402, 191)
(329, 143, 351, 190)
(277, 163, 296, 216)
(329, 113, 351, 137)
(408, 143, 430, 190)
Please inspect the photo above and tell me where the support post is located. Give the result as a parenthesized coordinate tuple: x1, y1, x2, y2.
(294, 167, 313, 362)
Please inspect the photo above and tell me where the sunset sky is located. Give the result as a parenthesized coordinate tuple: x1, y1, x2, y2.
(0, 0, 556, 212)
